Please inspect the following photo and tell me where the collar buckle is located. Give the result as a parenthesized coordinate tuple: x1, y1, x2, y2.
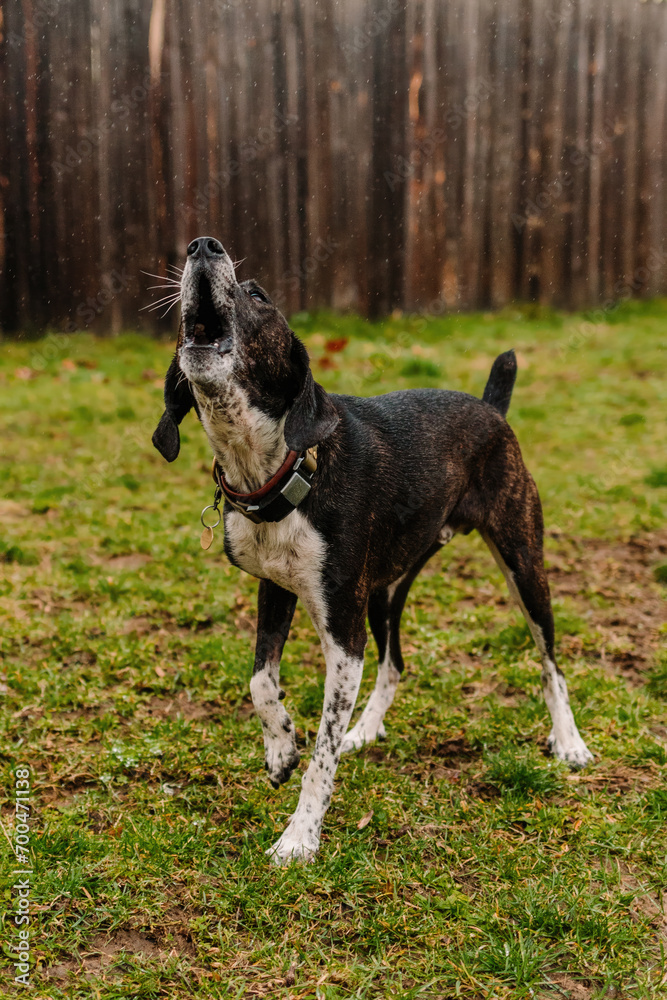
(209, 448, 317, 524)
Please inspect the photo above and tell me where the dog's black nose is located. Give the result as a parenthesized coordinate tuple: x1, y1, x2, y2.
(187, 237, 225, 258)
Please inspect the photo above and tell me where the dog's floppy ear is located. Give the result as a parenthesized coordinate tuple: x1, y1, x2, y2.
(152, 352, 197, 462)
(284, 337, 339, 453)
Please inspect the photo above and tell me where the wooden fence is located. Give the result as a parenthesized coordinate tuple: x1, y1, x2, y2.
(0, 0, 666, 333)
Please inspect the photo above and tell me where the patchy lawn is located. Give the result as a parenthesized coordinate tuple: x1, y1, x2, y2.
(1, 300, 666, 998)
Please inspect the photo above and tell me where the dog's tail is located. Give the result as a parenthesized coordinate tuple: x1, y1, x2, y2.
(482, 349, 517, 418)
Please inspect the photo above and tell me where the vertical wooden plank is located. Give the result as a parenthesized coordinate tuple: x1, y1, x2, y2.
(489, 0, 522, 308)
(367, 0, 408, 317)
(147, 0, 171, 331)
(587, 3, 604, 302)
(440, 0, 464, 309)
(644, 0, 667, 295)
(569, 0, 590, 308)
(513, 0, 532, 302)
(403, 0, 420, 311)
(476, 0, 495, 308)
(422, 0, 447, 309)
(460, 0, 481, 307)
(618, 0, 639, 289)
(2, 0, 31, 329)
(600, 0, 620, 302)
(540, 0, 574, 305)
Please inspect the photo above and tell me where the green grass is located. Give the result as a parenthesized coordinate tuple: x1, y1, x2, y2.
(1, 299, 666, 998)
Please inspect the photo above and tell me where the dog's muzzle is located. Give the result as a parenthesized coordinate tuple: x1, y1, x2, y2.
(181, 237, 235, 354)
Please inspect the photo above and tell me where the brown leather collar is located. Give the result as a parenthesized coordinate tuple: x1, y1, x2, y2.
(211, 451, 299, 502)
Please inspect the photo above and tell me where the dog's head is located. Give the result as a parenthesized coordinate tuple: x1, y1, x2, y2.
(152, 236, 339, 462)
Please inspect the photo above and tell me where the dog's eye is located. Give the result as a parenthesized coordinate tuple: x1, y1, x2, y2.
(248, 288, 266, 302)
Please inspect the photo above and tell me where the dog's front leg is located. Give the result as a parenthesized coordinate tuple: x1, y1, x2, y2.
(250, 579, 299, 788)
(267, 614, 367, 866)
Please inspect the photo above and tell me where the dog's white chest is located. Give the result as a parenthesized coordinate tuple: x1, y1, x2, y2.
(225, 510, 327, 617)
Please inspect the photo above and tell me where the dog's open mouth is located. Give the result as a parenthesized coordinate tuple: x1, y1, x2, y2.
(183, 274, 232, 354)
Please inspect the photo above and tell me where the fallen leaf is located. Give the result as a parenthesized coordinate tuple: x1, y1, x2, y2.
(357, 810, 373, 830)
(325, 337, 348, 353)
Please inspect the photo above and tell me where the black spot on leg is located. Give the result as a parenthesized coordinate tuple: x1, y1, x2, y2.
(267, 746, 301, 787)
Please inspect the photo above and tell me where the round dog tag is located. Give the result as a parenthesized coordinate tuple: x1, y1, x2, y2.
(200, 526, 214, 550)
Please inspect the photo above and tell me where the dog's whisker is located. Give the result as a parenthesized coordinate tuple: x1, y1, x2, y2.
(159, 300, 181, 318)
(140, 294, 181, 313)
(140, 296, 181, 312)
(141, 270, 181, 284)
(166, 264, 184, 275)
(147, 283, 183, 291)
(232, 258, 246, 271)
(144, 290, 182, 303)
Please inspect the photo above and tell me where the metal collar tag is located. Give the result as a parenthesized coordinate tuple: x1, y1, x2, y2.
(210, 450, 317, 524)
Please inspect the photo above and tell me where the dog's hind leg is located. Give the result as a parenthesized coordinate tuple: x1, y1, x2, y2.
(250, 579, 300, 788)
(481, 489, 593, 768)
(341, 541, 443, 754)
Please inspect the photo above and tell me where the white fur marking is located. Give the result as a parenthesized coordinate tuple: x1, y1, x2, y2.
(341, 653, 399, 753)
(226, 510, 328, 631)
(249, 663, 299, 786)
(194, 382, 288, 493)
(267, 640, 364, 865)
(484, 536, 593, 768)
(438, 525, 454, 545)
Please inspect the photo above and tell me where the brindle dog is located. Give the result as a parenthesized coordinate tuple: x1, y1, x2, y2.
(153, 236, 593, 865)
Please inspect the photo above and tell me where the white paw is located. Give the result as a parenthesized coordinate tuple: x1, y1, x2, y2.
(340, 721, 386, 754)
(264, 738, 300, 788)
(266, 823, 319, 866)
(548, 731, 594, 769)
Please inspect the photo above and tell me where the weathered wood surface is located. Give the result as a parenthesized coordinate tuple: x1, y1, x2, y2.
(0, 0, 665, 332)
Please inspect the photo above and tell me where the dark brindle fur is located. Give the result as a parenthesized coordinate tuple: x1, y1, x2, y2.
(153, 236, 592, 864)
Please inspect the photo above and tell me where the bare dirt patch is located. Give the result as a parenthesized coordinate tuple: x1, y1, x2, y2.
(45, 927, 194, 981)
(538, 972, 593, 999)
(394, 734, 483, 786)
(565, 762, 660, 795)
(137, 691, 220, 722)
(546, 530, 666, 684)
(103, 553, 154, 571)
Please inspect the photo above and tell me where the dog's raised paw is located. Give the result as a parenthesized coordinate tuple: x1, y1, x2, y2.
(266, 746, 301, 788)
(548, 732, 594, 770)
